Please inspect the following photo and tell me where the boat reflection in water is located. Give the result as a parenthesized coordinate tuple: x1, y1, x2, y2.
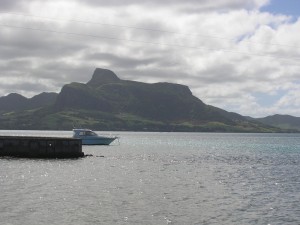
(72, 129, 118, 145)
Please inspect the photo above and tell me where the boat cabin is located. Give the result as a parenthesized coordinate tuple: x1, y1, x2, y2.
(73, 129, 98, 137)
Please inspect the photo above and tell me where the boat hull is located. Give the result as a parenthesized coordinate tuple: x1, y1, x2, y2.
(81, 137, 117, 145)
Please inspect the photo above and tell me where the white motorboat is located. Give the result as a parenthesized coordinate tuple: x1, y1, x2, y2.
(72, 129, 118, 145)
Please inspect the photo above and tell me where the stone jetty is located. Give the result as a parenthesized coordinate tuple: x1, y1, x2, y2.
(0, 136, 84, 158)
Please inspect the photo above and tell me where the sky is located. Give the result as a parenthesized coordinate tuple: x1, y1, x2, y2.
(0, 0, 299, 118)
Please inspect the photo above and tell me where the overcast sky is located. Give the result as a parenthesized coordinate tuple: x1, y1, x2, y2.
(0, 0, 299, 117)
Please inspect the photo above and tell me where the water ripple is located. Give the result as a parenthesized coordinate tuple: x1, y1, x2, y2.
(1, 132, 300, 225)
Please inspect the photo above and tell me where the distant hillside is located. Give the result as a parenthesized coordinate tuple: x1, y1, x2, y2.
(0, 68, 292, 132)
(0, 92, 58, 112)
(257, 114, 300, 131)
(0, 93, 27, 111)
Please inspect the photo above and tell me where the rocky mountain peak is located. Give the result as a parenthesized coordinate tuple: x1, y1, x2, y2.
(87, 68, 121, 87)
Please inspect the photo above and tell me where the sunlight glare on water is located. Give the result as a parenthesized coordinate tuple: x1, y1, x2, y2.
(1, 131, 300, 225)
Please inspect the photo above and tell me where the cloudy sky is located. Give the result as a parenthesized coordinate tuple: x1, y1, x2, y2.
(0, 0, 299, 117)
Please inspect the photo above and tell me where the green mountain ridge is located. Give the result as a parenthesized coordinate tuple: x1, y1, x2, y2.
(257, 114, 300, 131)
(0, 92, 58, 112)
(0, 68, 297, 132)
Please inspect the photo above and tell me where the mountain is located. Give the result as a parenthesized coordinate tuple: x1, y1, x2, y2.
(28, 92, 58, 108)
(0, 93, 28, 111)
(0, 68, 292, 132)
(56, 69, 215, 121)
(0, 92, 58, 112)
(257, 114, 300, 131)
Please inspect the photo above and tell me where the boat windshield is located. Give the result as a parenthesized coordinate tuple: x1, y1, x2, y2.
(74, 130, 98, 136)
(85, 131, 98, 136)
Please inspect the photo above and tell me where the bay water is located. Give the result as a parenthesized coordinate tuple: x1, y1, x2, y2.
(1, 131, 299, 225)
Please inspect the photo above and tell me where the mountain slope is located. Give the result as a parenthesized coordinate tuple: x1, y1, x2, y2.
(0, 92, 58, 112)
(257, 114, 300, 131)
(0, 93, 28, 111)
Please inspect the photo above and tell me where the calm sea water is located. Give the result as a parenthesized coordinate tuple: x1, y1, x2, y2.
(0, 131, 300, 225)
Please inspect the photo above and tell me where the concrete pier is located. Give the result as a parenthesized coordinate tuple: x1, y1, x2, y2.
(0, 136, 84, 158)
